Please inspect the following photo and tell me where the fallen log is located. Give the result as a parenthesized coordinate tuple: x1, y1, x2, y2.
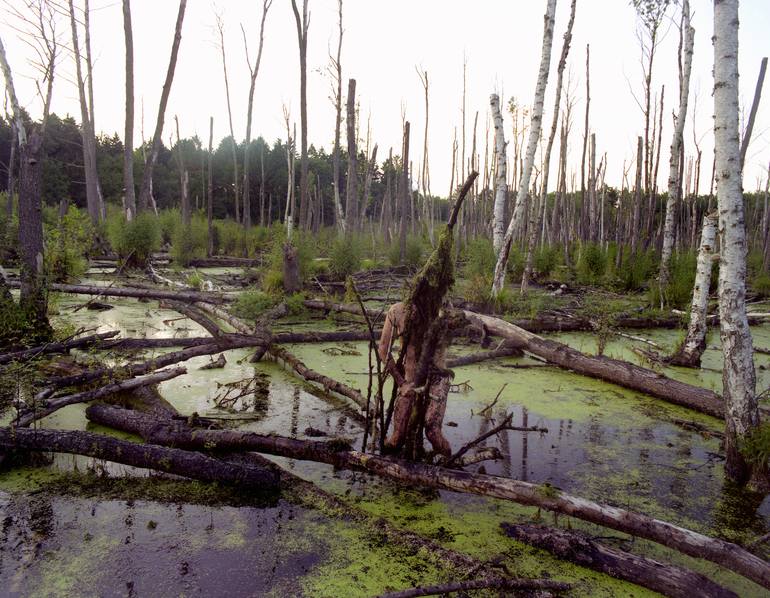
(16, 366, 187, 427)
(0, 428, 278, 490)
(267, 345, 367, 410)
(85, 404, 770, 590)
(463, 311, 725, 419)
(501, 524, 737, 598)
(378, 577, 571, 598)
(186, 256, 261, 268)
(0, 331, 119, 365)
(446, 346, 523, 368)
(4, 280, 230, 305)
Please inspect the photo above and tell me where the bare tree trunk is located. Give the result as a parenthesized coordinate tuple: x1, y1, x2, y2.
(345, 78, 358, 233)
(207, 116, 213, 256)
(137, 0, 186, 213)
(6, 122, 14, 219)
(631, 136, 643, 255)
(174, 116, 190, 227)
(490, 93, 507, 254)
(740, 56, 768, 170)
(214, 13, 240, 223)
(714, 0, 767, 490)
(68, 0, 102, 224)
(241, 1, 271, 230)
(417, 68, 432, 244)
(670, 212, 716, 367)
(330, 0, 345, 234)
(660, 2, 695, 286)
(360, 144, 378, 226)
(291, 0, 309, 230)
(399, 121, 410, 262)
(122, 0, 136, 220)
(580, 43, 590, 241)
(492, 0, 557, 296)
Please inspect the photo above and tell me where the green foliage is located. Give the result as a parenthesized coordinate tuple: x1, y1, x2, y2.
(649, 251, 696, 309)
(613, 247, 657, 292)
(463, 238, 496, 279)
(740, 423, 770, 469)
(752, 273, 770, 298)
(157, 209, 179, 246)
(387, 235, 426, 268)
(107, 211, 161, 266)
(328, 236, 362, 279)
(533, 246, 560, 278)
(171, 216, 209, 267)
(45, 206, 93, 281)
(214, 220, 272, 257)
(463, 275, 492, 305)
(261, 231, 315, 294)
(231, 289, 277, 320)
(0, 192, 19, 262)
(285, 292, 307, 316)
(576, 243, 608, 285)
(505, 245, 525, 280)
(0, 290, 35, 345)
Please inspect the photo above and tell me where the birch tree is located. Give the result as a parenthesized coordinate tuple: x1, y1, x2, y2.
(659, 0, 694, 288)
(490, 93, 507, 254)
(122, 0, 136, 219)
(241, 0, 272, 229)
(522, 0, 576, 292)
(491, 0, 557, 296)
(137, 0, 186, 213)
(713, 0, 767, 489)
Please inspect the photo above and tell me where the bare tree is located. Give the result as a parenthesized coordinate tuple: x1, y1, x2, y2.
(740, 56, 767, 170)
(345, 78, 357, 233)
(137, 0, 187, 213)
(660, 0, 694, 288)
(207, 116, 213, 256)
(490, 93, 507, 254)
(174, 116, 189, 226)
(290, 0, 310, 230)
(0, 1, 59, 337)
(241, 0, 272, 229)
(122, 0, 136, 219)
(328, 0, 345, 234)
(713, 0, 767, 489)
(417, 67, 433, 244)
(492, 0, 557, 296)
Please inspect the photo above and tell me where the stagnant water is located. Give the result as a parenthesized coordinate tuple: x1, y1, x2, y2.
(1, 269, 769, 596)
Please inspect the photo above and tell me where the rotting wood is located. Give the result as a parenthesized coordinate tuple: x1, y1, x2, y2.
(85, 404, 770, 590)
(501, 523, 738, 598)
(0, 331, 119, 365)
(3, 280, 230, 304)
(0, 427, 278, 490)
(377, 577, 571, 598)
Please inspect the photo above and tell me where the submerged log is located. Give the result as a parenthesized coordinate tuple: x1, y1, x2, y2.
(3, 280, 230, 304)
(16, 366, 186, 427)
(0, 428, 278, 490)
(0, 331, 119, 365)
(378, 577, 571, 598)
(501, 524, 737, 598)
(85, 404, 770, 590)
(463, 311, 725, 419)
(446, 345, 523, 367)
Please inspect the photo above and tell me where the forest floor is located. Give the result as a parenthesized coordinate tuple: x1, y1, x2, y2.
(0, 264, 769, 597)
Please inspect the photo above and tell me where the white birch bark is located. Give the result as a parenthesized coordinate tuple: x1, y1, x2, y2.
(490, 93, 507, 254)
(492, 0, 557, 296)
(660, 0, 694, 287)
(713, 0, 764, 487)
(670, 213, 716, 367)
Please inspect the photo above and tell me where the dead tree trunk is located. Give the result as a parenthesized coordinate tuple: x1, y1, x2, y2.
(490, 93, 507, 254)
(215, 12, 240, 223)
(291, 0, 310, 230)
(399, 121, 410, 261)
(137, 0, 186, 212)
(345, 78, 358, 233)
(207, 116, 214, 255)
(122, 0, 136, 219)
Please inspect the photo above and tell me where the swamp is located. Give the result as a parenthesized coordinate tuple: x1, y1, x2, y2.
(0, 0, 770, 596)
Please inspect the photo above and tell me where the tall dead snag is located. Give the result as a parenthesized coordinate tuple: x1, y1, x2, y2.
(382, 172, 478, 459)
(660, 0, 694, 288)
(67, 0, 102, 224)
(174, 116, 190, 226)
(290, 0, 310, 230)
(399, 121, 410, 261)
(492, 0, 557, 296)
(490, 94, 507, 254)
(122, 0, 136, 219)
(522, 0, 576, 293)
(329, 0, 345, 233)
(417, 68, 433, 244)
(137, 0, 186, 213)
(345, 78, 357, 233)
(0, 5, 58, 340)
(207, 116, 213, 255)
(241, 0, 272, 229)
(713, 0, 768, 489)
(740, 56, 767, 170)
(669, 212, 717, 367)
(214, 11, 240, 223)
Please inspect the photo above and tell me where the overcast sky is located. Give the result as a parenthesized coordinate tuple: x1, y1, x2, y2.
(2, 0, 769, 195)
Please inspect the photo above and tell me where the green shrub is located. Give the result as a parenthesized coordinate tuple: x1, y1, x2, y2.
(285, 292, 307, 316)
(650, 251, 696, 309)
(463, 238, 496, 279)
(261, 232, 315, 294)
(107, 211, 161, 266)
(0, 192, 19, 261)
(328, 236, 362, 279)
(576, 243, 607, 285)
(171, 216, 208, 267)
(612, 247, 657, 291)
(157, 209, 180, 246)
(231, 289, 277, 320)
(740, 423, 770, 469)
(505, 245, 525, 280)
(534, 246, 560, 278)
(45, 206, 93, 281)
(753, 273, 770, 298)
(387, 235, 426, 268)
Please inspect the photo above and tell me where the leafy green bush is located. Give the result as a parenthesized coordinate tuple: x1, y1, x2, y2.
(0, 192, 18, 261)
(45, 206, 93, 281)
(649, 251, 696, 309)
(404, 235, 425, 268)
(231, 289, 277, 320)
(261, 232, 315, 294)
(157, 209, 180, 246)
(171, 216, 208, 267)
(752, 273, 770, 298)
(576, 243, 607, 285)
(740, 423, 770, 469)
(505, 245, 525, 280)
(612, 247, 657, 292)
(534, 246, 560, 278)
(107, 211, 161, 266)
(285, 292, 307, 316)
(463, 238, 496, 279)
(328, 236, 362, 279)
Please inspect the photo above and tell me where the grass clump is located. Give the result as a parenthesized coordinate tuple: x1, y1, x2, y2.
(533, 245, 560, 279)
(576, 243, 607, 285)
(463, 238, 496, 280)
(45, 206, 93, 281)
(740, 423, 770, 469)
(107, 211, 161, 266)
(171, 215, 209, 267)
(649, 250, 696, 309)
(232, 289, 277, 320)
(329, 236, 362, 280)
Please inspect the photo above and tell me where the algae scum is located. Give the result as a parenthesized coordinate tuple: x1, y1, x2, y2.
(1, 269, 769, 596)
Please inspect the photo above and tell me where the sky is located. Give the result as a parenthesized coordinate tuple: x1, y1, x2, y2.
(2, 0, 769, 195)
